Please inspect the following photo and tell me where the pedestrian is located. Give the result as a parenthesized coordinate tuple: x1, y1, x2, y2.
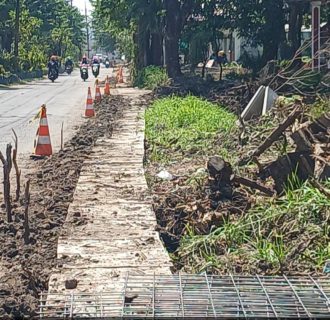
(217, 50, 228, 80)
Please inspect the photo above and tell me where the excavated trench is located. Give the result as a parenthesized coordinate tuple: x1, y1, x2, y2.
(0, 95, 125, 318)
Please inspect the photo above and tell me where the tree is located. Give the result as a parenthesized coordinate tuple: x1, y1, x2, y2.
(163, 0, 202, 77)
(93, 0, 203, 77)
(222, 0, 285, 65)
(0, 0, 85, 73)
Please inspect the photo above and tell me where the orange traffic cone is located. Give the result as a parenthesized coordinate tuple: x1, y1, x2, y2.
(104, 79, 110, 96)
(95, 85, 102, 102)
(85, 87, 95, 117)
(33, 104, 52, 156)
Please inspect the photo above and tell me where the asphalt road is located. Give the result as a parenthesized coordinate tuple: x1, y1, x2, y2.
(0, 67, 112, 157)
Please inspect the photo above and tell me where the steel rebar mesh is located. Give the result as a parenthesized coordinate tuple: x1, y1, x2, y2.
(39, 274, 330, 319)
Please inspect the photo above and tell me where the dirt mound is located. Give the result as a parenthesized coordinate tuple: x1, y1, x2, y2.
(155, 75, 255, 114)
(0, 95, 128, 318)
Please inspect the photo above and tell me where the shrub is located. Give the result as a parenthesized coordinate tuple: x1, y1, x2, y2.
(135, 66, 170, 90)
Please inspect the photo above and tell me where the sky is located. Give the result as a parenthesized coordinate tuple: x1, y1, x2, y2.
(72, 0, 93, 15)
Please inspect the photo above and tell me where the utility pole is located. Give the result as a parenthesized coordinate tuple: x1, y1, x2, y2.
(85, 2, 90, 59)
(14, 0, 20, 65)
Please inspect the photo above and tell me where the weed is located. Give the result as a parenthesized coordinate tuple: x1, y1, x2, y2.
(177, 180, 330, 273)
(145, 96, 237, 163)
(135, 66, 170, 90)
(309, 96, 330, 120)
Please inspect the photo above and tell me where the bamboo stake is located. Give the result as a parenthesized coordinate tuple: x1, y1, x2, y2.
(23, 179, 30, 244)
(12, 129, 21, 201)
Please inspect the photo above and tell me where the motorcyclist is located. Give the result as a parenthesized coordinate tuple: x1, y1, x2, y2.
(91, 55, 100, 76)
(92, 55, 100, 65)
(65, 57, 73, 68)
(47, 55, 59, 76)
(104, 56, 110, 68)
(79, 55, 89, 80)
(80, 55, 88, 67)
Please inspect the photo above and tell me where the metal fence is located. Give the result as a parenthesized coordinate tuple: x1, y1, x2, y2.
(39, 273, 330, 319)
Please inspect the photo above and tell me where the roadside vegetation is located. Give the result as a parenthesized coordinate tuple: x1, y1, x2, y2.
(178, 179, 330, 274)
(145, 96, 237, 163)
(0, 0, 85, 79)
(145, 92, 330, 275)
(135, 66, 170, 90)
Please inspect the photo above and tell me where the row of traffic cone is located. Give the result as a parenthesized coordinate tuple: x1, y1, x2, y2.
(33, 76, 112, 157)
(85, 76, 111, 116)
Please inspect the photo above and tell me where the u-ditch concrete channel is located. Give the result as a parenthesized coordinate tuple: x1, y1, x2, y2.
(43, 86, 172, 313)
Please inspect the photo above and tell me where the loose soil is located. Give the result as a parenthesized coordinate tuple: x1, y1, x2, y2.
(0, 95, 127, 319)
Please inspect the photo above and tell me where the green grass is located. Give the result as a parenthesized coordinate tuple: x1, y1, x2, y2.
(309, 96, 330, 120)
(145, 96, 237, 163)
(135, 66, 170, 90)
(177, 179, 330, 273)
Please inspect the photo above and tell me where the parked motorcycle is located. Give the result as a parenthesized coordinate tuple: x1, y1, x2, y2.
(48, 67, 58, 82)
(92, 63, 100, 78)
(65, 65, 73, 75)
(80, 65, 89, 81)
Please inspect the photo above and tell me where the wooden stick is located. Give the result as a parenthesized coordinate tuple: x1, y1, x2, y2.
(0, 144, 13, 222)
(12, 129, 21, 201)
(23, 179, 30, 244)
(60, 122, 64, 151)
(251, 105, 303, 158)
(231, 174, 275, 196)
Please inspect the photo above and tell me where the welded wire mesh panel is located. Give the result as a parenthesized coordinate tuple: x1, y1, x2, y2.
(39, 274, 330, 318)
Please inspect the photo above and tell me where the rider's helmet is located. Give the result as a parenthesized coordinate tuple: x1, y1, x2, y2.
(218, 50, 225, 57)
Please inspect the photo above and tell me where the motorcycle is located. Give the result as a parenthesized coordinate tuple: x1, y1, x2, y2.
(65, 65, 73, 75)
(80, 65, 89, 81)
(105, 61, 110, 68)
(92, 63, 100, 78)
(48, 67, 58, 82)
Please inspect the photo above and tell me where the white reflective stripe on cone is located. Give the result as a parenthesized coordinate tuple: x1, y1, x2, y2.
(40, 118, 48, 126)
(37, 136, 51, 145)
(86, 104, 94, 109)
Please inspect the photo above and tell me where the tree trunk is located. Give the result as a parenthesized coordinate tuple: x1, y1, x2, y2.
(164, 0, 182, 77)
(150, 33, 163, 66)
(135, 19, 149, 71)
(261, 0, 285, 65)
(288, 2, 304, 57)
(262, 40, 279, 63)
(145, 29, 152, 66)
(288, 3, 298, 52)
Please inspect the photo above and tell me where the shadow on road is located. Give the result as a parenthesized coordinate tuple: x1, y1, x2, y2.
(0, 86, 21, 91)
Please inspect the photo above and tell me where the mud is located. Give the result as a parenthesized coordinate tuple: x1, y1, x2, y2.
(0, 95, 126, 318)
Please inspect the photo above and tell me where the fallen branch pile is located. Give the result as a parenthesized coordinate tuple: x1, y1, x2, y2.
(146, 89, 330, 275)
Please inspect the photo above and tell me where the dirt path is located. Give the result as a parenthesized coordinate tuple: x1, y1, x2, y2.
(45, 87, 172, 313)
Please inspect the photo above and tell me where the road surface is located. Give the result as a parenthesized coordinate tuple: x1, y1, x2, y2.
(0, 67, 112, 157)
